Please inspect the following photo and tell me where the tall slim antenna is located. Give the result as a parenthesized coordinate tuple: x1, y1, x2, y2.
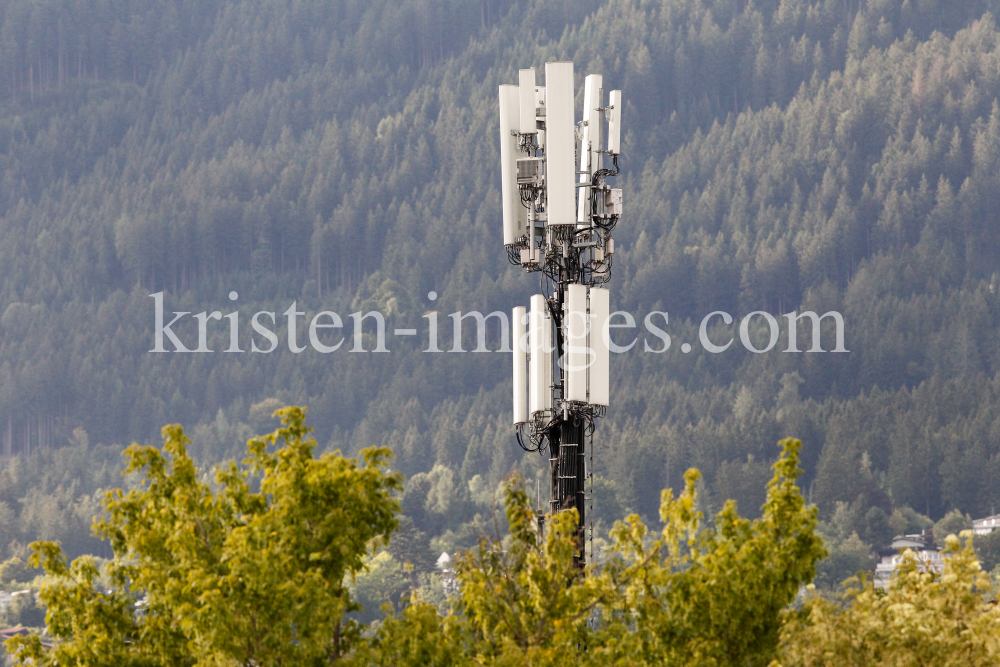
(500, 62, 623, 566)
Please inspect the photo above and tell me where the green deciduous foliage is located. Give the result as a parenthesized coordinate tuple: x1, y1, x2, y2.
(0, 556, 38, 586)
(355, 438, 825, 667)
(933, 508, 974, 545)
(974, 529, 1000, 572)
(350, 551, 410, 625)
(599, 437, 826, 667)
(813, 531, 874, 591)
(10, 424, 1000, 667)
(6, 406, 402, 666)
(0, 589, 45, 628)
(888, 506, 934, 537)
(778, 532, 1000, 666)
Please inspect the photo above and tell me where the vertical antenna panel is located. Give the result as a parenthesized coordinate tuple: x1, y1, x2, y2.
(565, 284, 588, 402)
(589, 287, 610, 406)
(543, 301, 553, 408)
(607, 90, 622, 156)
(577, 74, 603, 223)
(544, 62, 575, 226)
(519, 68, 536, 135)
(512, 306, 528, 425)
(499, 85, 527, 245)
(529, 295, 552, 414)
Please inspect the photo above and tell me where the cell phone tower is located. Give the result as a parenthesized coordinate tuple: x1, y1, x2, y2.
(499, 63, 622, 566)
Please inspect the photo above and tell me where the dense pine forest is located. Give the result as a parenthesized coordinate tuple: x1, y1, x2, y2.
(2, 0, 1000, 598)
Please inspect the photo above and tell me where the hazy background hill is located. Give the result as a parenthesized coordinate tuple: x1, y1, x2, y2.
(2, 0, 1000, 593)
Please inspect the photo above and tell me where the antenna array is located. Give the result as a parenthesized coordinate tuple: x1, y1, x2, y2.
(500, 62, 623, 566)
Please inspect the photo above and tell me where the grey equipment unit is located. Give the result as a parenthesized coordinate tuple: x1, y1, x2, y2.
(516, 156, 544, 187)
(604, 188, 623, 216)
(499, 63, 623, 568)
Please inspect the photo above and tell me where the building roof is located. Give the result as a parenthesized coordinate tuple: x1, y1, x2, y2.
(0, 626, 51, 648)
(890, 531, 937, 551)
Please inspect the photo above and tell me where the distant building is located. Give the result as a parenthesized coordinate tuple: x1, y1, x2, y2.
(874, 530, 943, 589)
(973, 514, 1000, 535)
(0, 590, 31, 613)
(0, 625, 52, 649)
(436, 551, 459, 597)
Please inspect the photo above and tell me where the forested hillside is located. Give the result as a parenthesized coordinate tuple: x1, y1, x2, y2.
(2, 0, 1000, 588)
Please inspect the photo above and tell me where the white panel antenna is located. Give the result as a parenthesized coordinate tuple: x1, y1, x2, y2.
(518, 68, 536, 135)
(512, 306, 528, 424)
(588, 287, 610, 406)
(544, 62, 575, 226)
(577, 74, 603, 223)
(607, 89, 622, 155)
(499, 84, 528, 245)
(528, 294, 552, 414)
(565, 284, 588, 402)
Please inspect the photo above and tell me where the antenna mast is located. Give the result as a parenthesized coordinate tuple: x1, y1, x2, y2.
(500, 63, 623, 566)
